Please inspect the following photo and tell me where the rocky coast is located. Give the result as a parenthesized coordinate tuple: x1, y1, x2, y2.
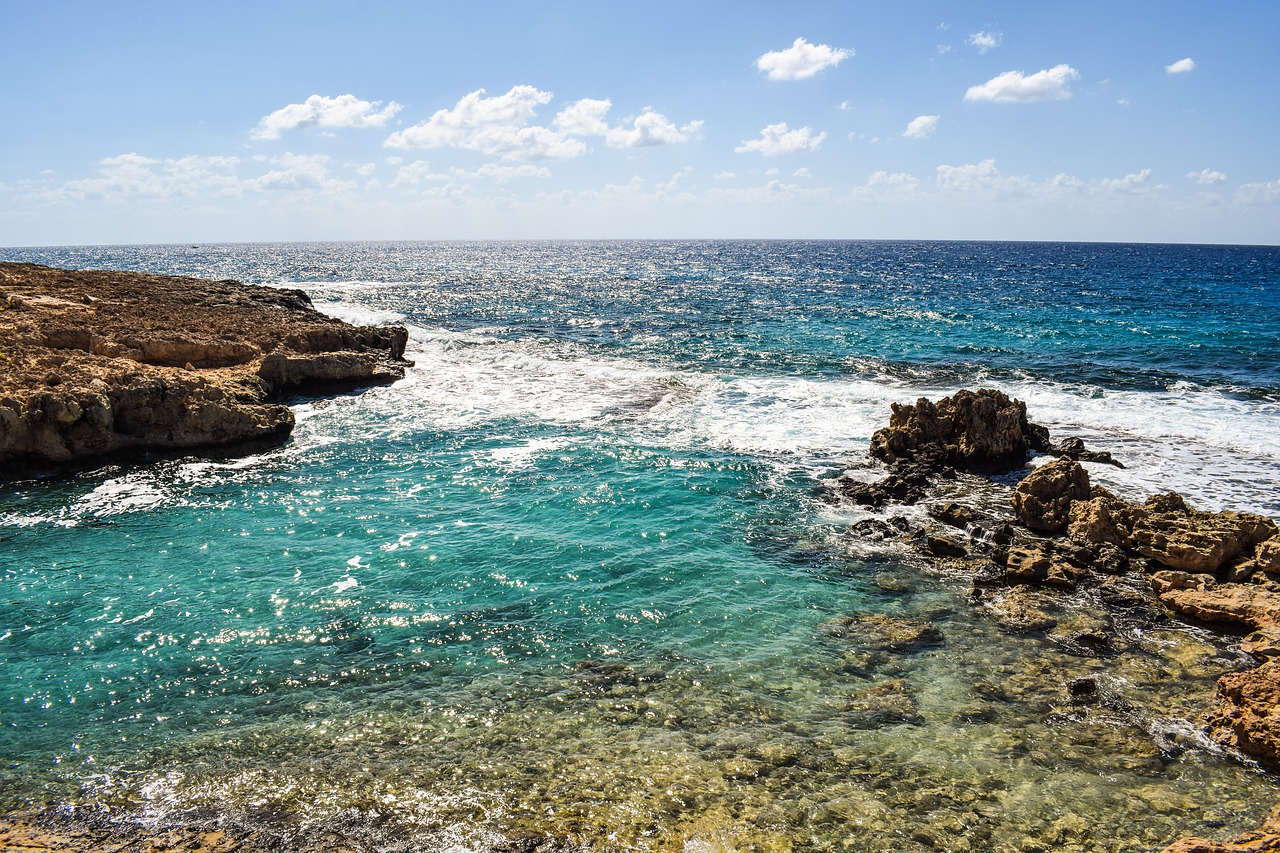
(826, 389, 1280, 852)
(0, 262, 409, 478)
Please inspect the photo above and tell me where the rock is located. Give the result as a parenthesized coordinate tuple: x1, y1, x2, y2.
(1242, 627, 1280, 661)
(1257, 539, 1280, 577)
(844, 679, 923, 727)
(1158, 805, 1280, 852)
(1130, 495, 1277, 574)
(1011, 457, 1091, 533)
(820, 613, 942, 652)
(1067, 490, 1138, 547)
(868, 388, 1040, 472)
(983, 587, 1058, 632)
(927, 535, 968, 558)
(1151, 573, 1280, 631)
(929, 501, 975, 529)
(1001, 541, 1094, 589)
(1205, 660, 1280, 763)
(0, 263, 410, 475)
(1050, 436, 1125, 468)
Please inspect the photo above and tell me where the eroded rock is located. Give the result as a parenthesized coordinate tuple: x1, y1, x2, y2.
(1011, 457, 1091, 534)
(869, 388, 1041, 472)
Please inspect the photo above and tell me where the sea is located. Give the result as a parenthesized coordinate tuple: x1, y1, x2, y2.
(1, 240, 1279, 852)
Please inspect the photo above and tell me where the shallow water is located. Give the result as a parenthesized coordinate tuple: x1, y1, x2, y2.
(2, 240, 1278, 850)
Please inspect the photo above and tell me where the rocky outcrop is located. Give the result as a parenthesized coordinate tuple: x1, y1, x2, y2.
(869, 388, 1044, 472)
(1012, 457, 1091, 533)
(1205, 660, 1280, 763)
(0, 262, 410, 476)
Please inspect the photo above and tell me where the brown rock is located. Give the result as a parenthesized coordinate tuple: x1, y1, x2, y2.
(1258, 539, 1280, 577)
(983, 586, 1058, 632)
(1129, 494, 1276, 574)
(0, 263, 410, 476)
(1205, 660, 1280, 763)
(1067, 490, 1138, 546)
(1011, 458, 1091, 533)
(844, 679, 922, 727)
(868, 388, 1040, 472)
(1243, 627, 1280, 661)
(1152, 572, 1280, 631)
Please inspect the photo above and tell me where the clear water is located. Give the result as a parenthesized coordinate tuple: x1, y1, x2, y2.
(2, 240, 1278, 851)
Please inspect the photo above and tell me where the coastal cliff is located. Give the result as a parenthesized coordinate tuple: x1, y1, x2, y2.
(0, 262, 409, 476)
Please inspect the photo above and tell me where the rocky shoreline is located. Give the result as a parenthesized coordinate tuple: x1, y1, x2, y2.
(824, 389, 1280, 852)
(0, 262, 410, 479)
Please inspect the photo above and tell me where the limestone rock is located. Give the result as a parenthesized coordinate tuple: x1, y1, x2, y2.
(868, 388, 1041, 472)
(1151, 572, 1280, 631)
(1204, 660, 1280, 763)
(844, 679, 923, 727)
(1158, 805, 1280, 853)
(982, 586, 1058, 633)
(0, 262, 411, 475)
(1130, 496, 1276, 574)
(1012, 457, 1091, 533)
(1243, 627, 1280, 661)
(1257, 539, 1280, 577)
(1067, 490, 1139, 547)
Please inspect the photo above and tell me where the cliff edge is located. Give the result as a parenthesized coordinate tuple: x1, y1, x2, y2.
(0, 262, 410, 476)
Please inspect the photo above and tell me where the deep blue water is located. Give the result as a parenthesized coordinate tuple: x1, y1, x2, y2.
(1, 241, 1278, 851)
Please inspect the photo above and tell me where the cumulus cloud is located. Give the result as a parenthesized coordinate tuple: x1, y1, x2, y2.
(252, 94, 402, 140)
(240, 153, 353, 193)
(392, 159, 551, 188)
(968, 31, 1002, 53)
(964, 64, 1079, 103)
(1098, 169, 1157, 194)
(1236, 179, 1280, 204)
(385, 85, 584, 160)
(1166, 57, 1196, 74)
(36, 152, 242, 201)
(385, 88, 700, 160)
(755, 37, 853, 81)
(1188, 169, 1227, 185)
(903, 115, 940, 139)
(735, 122, 827, 156)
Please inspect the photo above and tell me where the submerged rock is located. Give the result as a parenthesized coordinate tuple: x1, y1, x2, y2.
(1159, 805, 1280, 853)
(821, 613, 943, 652)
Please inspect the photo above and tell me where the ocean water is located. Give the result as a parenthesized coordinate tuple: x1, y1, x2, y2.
(1, 240, 1279, 851)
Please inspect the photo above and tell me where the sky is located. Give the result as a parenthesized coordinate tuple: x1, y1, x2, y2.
(2, 0, 1278, 246)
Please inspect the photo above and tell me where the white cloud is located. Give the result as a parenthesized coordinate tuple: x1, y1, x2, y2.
(385, 85, 586, 161)
(968, 31, 1002, 53)
(1188, 169, 1227, 185)
(385, 88, 700, 160)
(604, 109, 703, 148)
(714, 171, 736, 180)
(735, 122, 827, 156)
(903, 115, 940, 139)
(252, 94, 402, 140)
(240, 153, 353, 193)
(36, 152, 241, 201)
(1166, 57, 1196, 74)
(964, 64, 1080, 103)
(1098, 169, 1157, 194)
(793, 167, 812, 178)
(755, 37, 853, 81)
(1237, 179, 1280, 204)
(392, 159, 551, 188)
(936, 159, 1032, 195)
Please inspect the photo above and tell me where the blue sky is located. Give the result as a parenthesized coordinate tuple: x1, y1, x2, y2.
(2, 0, 1277, 245)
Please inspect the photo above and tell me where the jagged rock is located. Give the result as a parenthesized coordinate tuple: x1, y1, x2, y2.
(820, 613, 942, 652)
(1129, 495, 1277, 574)
(868, 388, 1040, 472)
(1067, 489, 1139, 546)
(1050, 436, 1125, 468)
(1157, 804, 1280, 853)
(1001, 540, 1095, 589)
(0, 263, 410, 475)
(928, 501, 975, 529)
(1011, 457, 1091, 533)
(1151, 572, 1280, 631)
(1205, 660, 1280, 763)
(1257, 539, 1280, 577)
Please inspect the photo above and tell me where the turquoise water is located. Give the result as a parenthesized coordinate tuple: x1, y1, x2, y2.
(2, 241, 1280, 851)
